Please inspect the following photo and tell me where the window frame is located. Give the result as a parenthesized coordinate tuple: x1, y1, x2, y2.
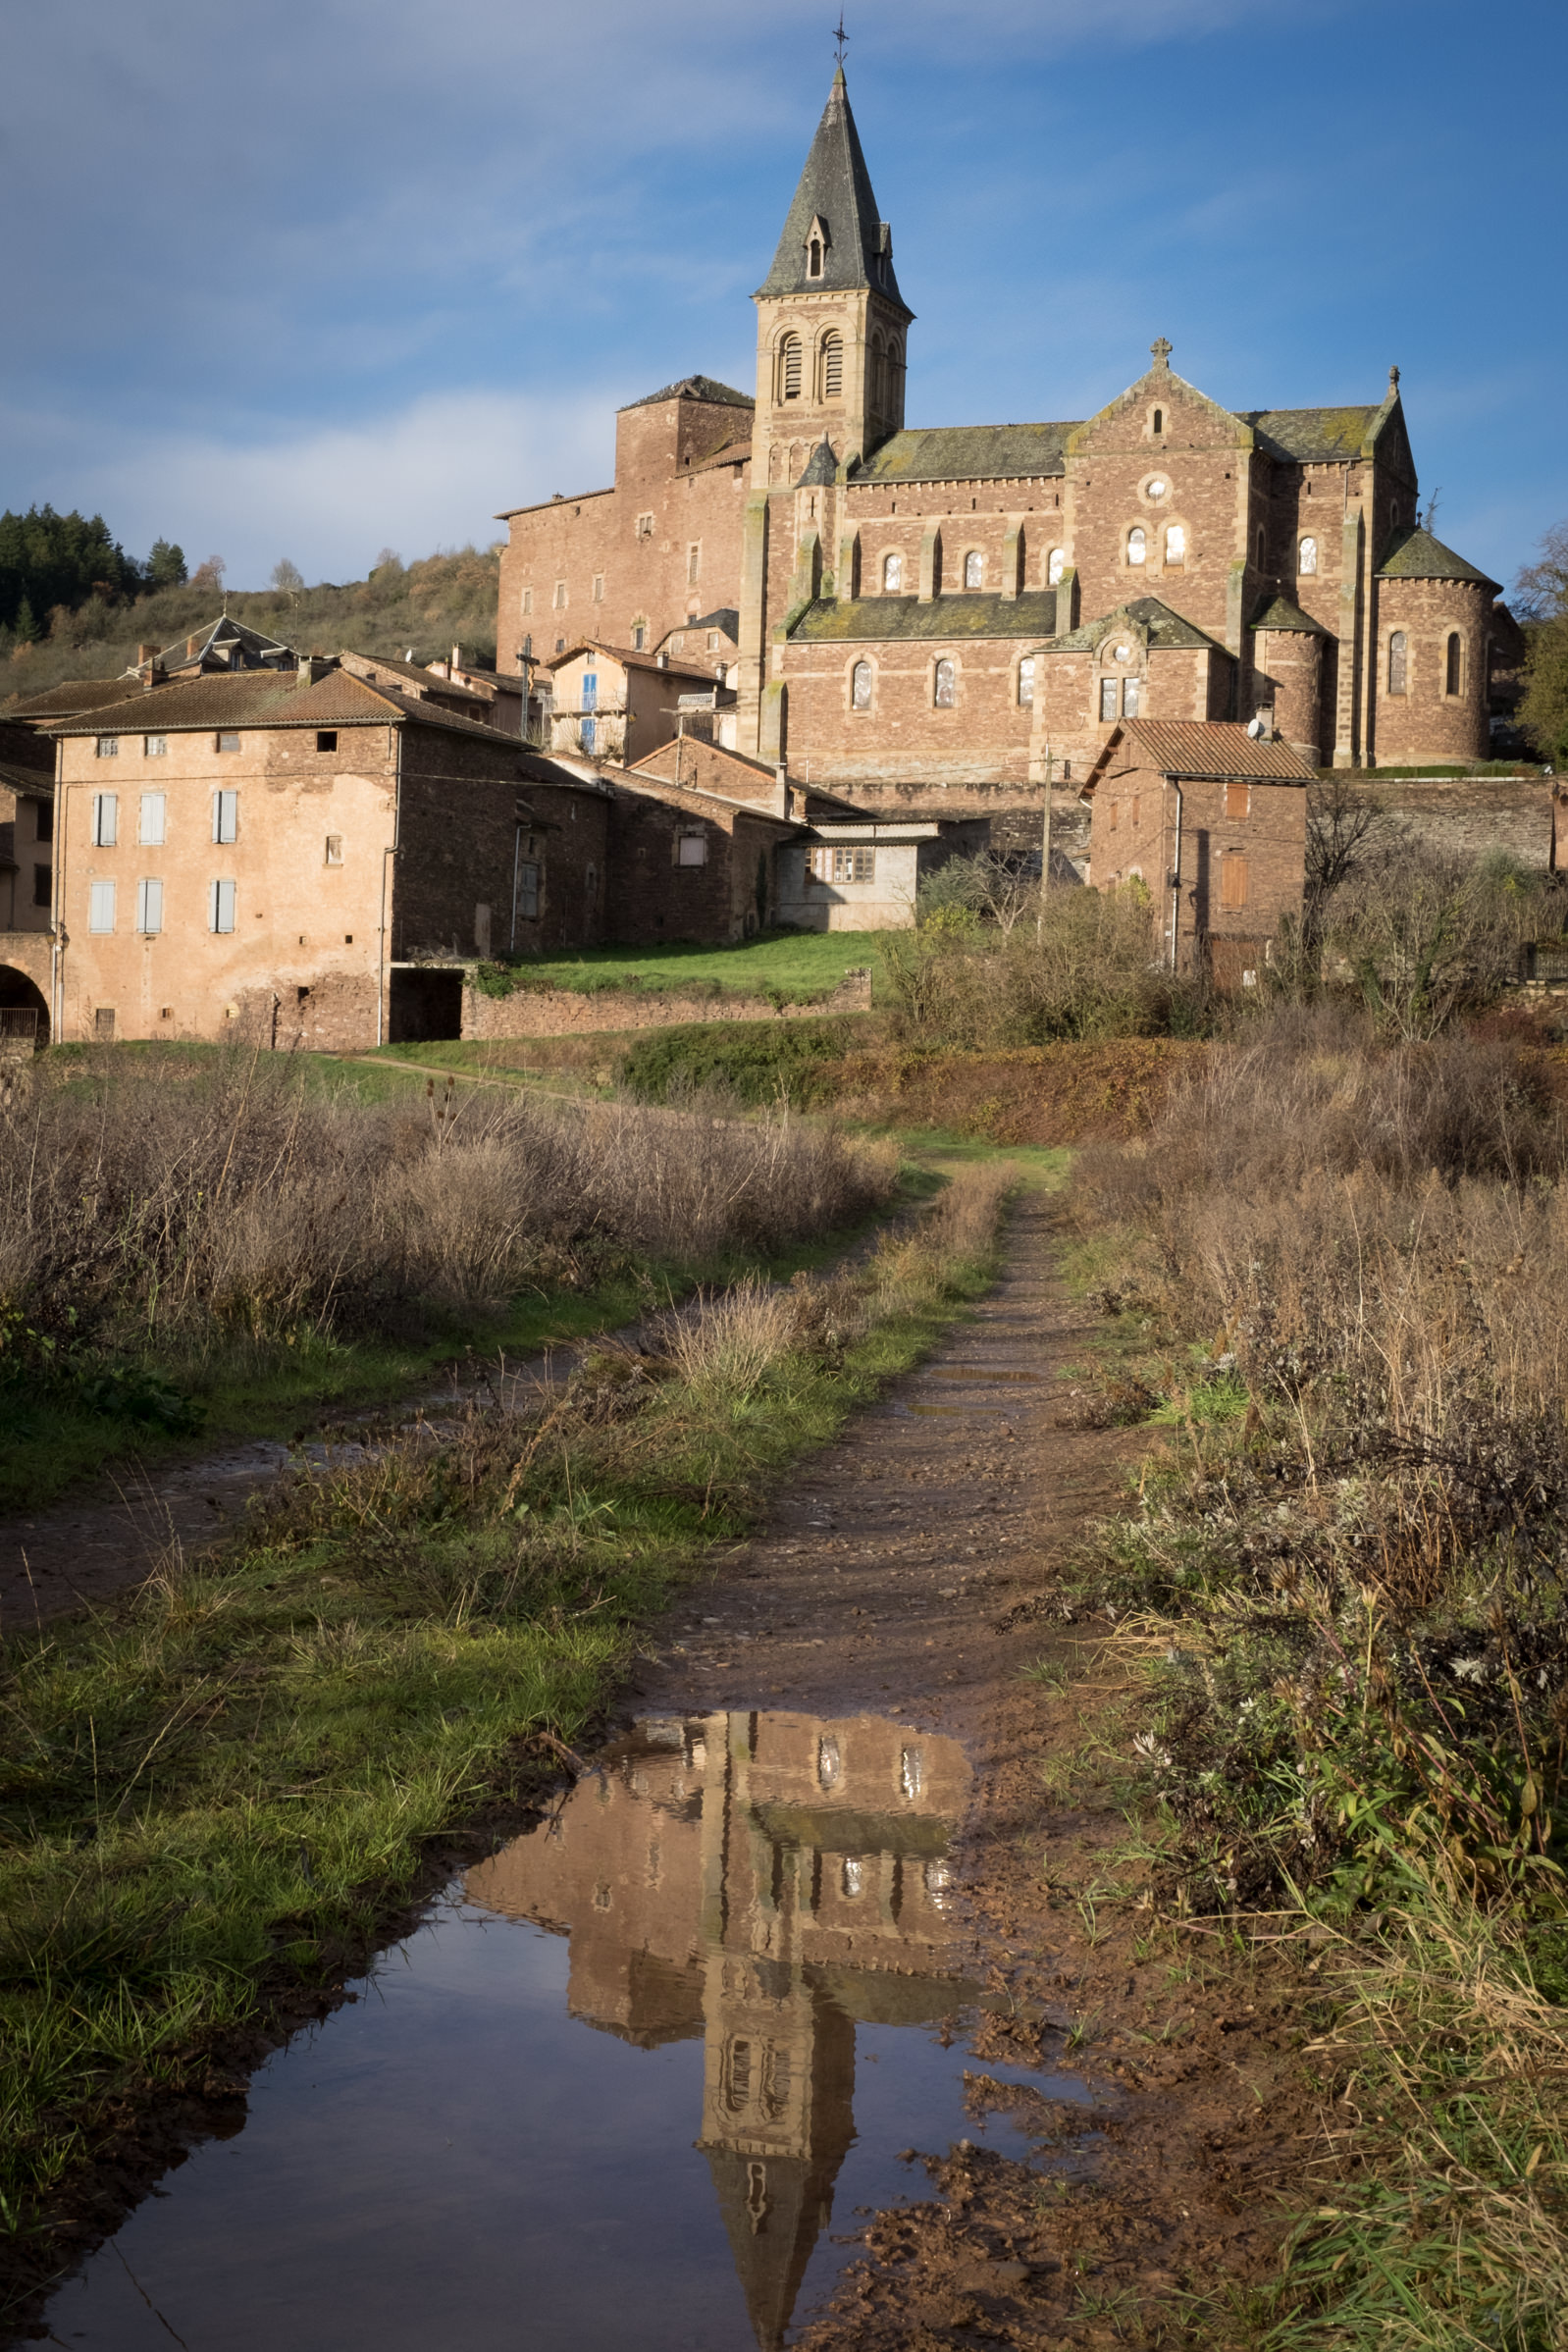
(850, 658, 873, 713)
(88, 878, 116, 933)
(144, 733, 168, 758)
(810, 844, 876, 885)
(963, 549, 984, 590)
(1387, 630, 1408, 696)
(1126, 525, 1147, 566)
(1099, 677, 1119, 722)
(138, 791, 166, 846)
(1122, 677, 1141, 717)
(820, 330, 843, 399)
(1297, 535, 1318, 576)
(674, 830, 709, 868)
(209, 877, 236, 934)
(515, 859, 541, 920)
(1163, 522, 1186, 566)
(1445, 631, 1463, 697)
(1220, 852, 1250, 911)
(932, 657, 956, 709)
(215, 730, 240, 754)
(881, 550, 904, 593)
(95, 735, 119, 759)
(32, 863, 51, 910)
(325, 834, 343, 866)
(779, 333, 803, 401)
(1018, 655, 1035, 708)
(135, 876, 163, 936)
(91, 791, 119, 847)
(211, 788, 238, 845)
(1047, 547, 1066, 587)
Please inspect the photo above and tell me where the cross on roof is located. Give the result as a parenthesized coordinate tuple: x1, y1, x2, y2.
(833, 11, 849, 65)
(1150, 337, 1173, 366)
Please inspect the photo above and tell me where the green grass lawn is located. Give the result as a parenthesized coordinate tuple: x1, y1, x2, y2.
(470, 928, 883, 1003)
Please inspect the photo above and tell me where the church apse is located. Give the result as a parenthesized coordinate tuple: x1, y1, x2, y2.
(465, 1707, 973, 2350)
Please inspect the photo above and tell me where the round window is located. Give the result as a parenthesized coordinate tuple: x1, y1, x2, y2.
(1147, 478, 1167, 499)
(1113, 643, 1131, 662)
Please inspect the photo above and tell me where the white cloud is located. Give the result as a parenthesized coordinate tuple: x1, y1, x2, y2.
(2, 389, 621, 588)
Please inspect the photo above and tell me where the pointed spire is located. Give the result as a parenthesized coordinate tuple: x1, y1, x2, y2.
(756, 71, 910, 315)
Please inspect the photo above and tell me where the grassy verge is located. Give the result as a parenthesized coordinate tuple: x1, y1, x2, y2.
(0, 1163, 1014, 2317)
(1040, 1011, 1568, 2344)
(464, 928, 882, 1005)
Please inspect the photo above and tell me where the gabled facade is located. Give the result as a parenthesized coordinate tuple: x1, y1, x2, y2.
(498, 70, 1516, 814)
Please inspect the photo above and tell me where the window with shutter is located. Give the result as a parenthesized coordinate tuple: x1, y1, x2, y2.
(210, 878, 236, 933)
(1225, 780, 1250, 819)
(1220, 855, 1249, 909)
(779, 335, 803, 399)
(135, 878, 163, 936)
(139, 793, 165, 845)
(88, 879, 116, 932)
(212, 789, 237, 844)
(92, 792, 118, 846)
(821, 332, 842, 397)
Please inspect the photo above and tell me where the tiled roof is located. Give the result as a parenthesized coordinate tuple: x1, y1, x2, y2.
(670, 608, 740, 644)
(684, 435, 755, 475)
(5, 678, 138, 722)
(1087, 720, 1315, 788)
(756, 68, 910, 315)
(544, 637, 720, 681)
(1046, 596, 1224, 654)
(1250, 593, 1331, 637)
(1241, 405, 1384, 462)
(0, 758, 52, 797)
(852, 422, 1075, 485)
(618, 374, 754, 413)
(340, 651, 491, 704)
(43, 663, 524, 746)
(0, 718, 55, 776)
(789, 589, 1060, 644)
(1376, 524, 1499, 590)
(494, 485, 614, 521)
(159, 614, 293, 669)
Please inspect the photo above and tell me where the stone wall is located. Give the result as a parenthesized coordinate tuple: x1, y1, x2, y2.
(1369, 576, 1490, 766)
(395, 738, 610, 960)
(459, 966, 873, 1041)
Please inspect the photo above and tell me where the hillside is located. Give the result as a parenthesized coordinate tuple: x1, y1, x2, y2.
(0, 546, 504, 706)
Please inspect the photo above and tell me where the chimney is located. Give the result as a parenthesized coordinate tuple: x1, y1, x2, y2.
(136, 643, 157, 664)
(185, 634, 199, 657)
(773, 759, 791, 820)
(296, 653, 335, 685)
(451, 643, 461, 669)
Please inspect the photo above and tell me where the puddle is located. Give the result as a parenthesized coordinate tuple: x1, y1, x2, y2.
(41, 1709, 1095, 2352)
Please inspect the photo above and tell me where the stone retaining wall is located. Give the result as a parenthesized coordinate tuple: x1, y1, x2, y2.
(459, 966, 873, 1039)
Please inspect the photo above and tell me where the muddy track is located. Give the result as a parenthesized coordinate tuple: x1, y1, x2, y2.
(618, 1189, 1320, 2347)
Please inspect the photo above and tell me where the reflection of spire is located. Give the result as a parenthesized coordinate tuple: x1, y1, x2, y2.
(462, 1708, 972, 2345)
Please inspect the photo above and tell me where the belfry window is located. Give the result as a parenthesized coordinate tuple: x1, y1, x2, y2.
(1387, 631, 1408, 695)
(1445, 632, 1463, 696)
(1298, 536, 1318, 576)
(883, 551, 903, 593)
(780, 334, 803, 400)
(821, 331, 843, 398)
(933, 658, 956, 707)
(964, 550, 983, 589)
(851, 659, 872, 711)
(1126, 526, 1146, 566)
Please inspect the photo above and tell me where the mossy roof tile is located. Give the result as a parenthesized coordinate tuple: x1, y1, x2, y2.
(788, 589, 1060, 643)
(851, 422, 1076, 485)
(1376, 524, 1499, 590)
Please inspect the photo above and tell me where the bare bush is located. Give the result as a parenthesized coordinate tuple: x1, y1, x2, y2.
(0, 1053, 896, 1370)
(880, 885, 1176, 1046)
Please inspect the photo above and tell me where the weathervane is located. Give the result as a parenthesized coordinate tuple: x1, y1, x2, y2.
(833, 11, 849, 66)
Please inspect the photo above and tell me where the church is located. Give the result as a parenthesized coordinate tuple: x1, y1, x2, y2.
(496, 67, 1508, 839)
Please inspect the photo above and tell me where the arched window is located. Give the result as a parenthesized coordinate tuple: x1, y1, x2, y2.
(1126, 526, 1146, 566)
(809, 235, 822, 278)
(779, 335, 802, 400)
(1047, 547, 1065, 586)
(1387, 631, 1407, 695)
(1298, 536, 1318, 576)
(964, 550, 983, 589)
(1164, 523, 1185, 565)
(1445, 632, 1462, 696)
(883, 551, 903, 592)
(1152, 407, 1164, 436)
(821, 331, 843, 399)
(933, 658, 956, 708)
(851, 659, 872, 711)
(1018, 656, 1035, 707)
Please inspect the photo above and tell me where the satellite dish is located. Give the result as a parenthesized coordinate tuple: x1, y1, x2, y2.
(1246, 714, 1266, 739)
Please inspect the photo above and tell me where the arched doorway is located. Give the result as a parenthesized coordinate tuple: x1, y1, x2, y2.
(0, 966, 50, 1050)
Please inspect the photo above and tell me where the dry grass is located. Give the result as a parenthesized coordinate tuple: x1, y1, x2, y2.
(0, 1051, 897, 1373)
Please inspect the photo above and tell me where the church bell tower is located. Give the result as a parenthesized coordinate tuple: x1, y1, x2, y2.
(752, 66, 913, 487)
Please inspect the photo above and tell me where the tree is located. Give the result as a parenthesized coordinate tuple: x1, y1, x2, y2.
(372, 548, 403, 578)
(0, 504, 140, 630)
(189, 554, 227, 592)
(12, 596, 41, 644)
(270, 557, 304, 593)
(145, 538, 187, 590)
(1515, 521, 1568, 765)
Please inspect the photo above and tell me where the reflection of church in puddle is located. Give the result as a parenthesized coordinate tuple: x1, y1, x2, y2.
(466, 1711, 972, 2349)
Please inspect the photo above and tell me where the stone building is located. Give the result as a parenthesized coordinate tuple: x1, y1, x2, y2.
(0, 719, 56, 1041)
(33, 652, 608, 1048)
(1083, 718, 1314, 979)
(497, 67, 1518, 820)
(465, 1706, 973, 2351)
(545, 639, 733, 764)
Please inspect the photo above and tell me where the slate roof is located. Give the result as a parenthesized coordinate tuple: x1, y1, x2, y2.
(672, 608, 740, 644)
(1085, 720, 1315, 790)
(0, 718, 55, 776)
(5, 678, 140, 723)
(1376, 524, 1499, 591)
(159, 615, 293, 670)
(43, 664, 526, 746)
(798, 438, 839, 488)
(1241, 406, 1385, 462)
(1250, 593, 1332, 637)
(789, 590, 1061, 644)
(0, 758, 52, 798)
(1046, 597, 1226, 654)
(618, 374, 754, 414)
(851, 422, 1075, 486)
(757, 67, 910, 315)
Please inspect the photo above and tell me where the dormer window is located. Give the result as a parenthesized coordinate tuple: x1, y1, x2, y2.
(805, 214, 829, 279)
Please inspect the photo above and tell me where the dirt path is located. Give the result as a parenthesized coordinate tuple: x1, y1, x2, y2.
(621, 1189, 1318, 2347)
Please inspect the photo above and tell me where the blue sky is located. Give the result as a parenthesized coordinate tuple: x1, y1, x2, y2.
(5, 0, 1561, 594)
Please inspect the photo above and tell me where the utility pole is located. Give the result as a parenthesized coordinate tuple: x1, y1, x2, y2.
(1036, 746, 1054, 942)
